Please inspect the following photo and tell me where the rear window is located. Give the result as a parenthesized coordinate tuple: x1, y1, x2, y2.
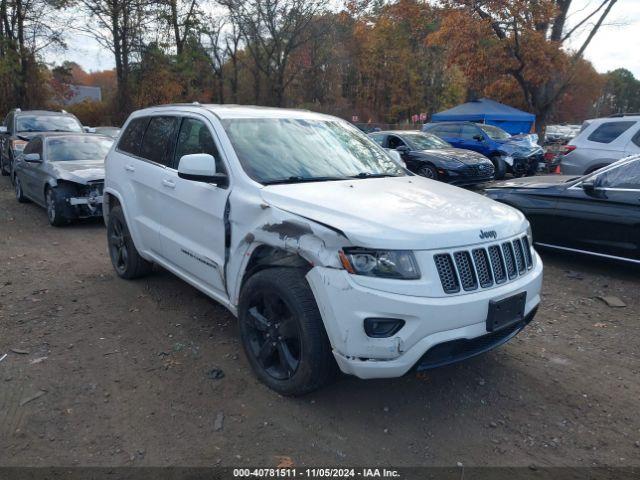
(587, 121, 635, 144)
(16, 115, 82, 133)
(118, 117, 149, 156)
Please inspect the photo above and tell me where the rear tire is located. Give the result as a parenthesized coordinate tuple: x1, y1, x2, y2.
(238, 267, 337, 396)
(490, 155, 507, 180)
(107, 205, 153, 279)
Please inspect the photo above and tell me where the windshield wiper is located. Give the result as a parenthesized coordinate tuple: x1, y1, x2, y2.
(262, 176, 348, 186)
(350, 172, 400, 179)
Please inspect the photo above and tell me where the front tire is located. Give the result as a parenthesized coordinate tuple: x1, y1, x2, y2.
(490, 155, 507, 180)
(45, 186, 74, 226)
(107, 205, 153, 279)
(417, 164, 438, 180)
(238, 267, 336, 396)
(0, 154, 9, 176)
(15, 177, 28, 203)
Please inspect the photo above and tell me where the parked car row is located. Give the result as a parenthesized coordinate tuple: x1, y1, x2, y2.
(1, 109, 120, 225)
(422, 121, 543, 179)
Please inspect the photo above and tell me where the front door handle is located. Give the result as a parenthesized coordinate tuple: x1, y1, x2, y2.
(162, 179, 176, 189)
(125, 164, 135, 172)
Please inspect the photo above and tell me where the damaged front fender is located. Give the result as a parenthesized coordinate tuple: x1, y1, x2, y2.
(226, 191, 352, 308)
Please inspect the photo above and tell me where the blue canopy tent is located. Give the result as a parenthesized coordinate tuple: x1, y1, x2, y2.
(431, 98, 535, 135)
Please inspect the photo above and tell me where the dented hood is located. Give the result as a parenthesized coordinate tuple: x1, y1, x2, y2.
(261, 176, 527, 250)
(51, 160, 105, 184)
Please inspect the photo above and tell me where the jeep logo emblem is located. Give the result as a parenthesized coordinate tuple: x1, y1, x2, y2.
(479, 230, 497, 240)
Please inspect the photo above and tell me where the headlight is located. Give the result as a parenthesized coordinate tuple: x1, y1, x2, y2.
(339, 248, 420, 280)
(11, 140, 27, 152)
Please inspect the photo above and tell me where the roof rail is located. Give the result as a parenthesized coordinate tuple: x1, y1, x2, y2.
(61, 109, 68, 114)
(192, 101, 200, 105)
(15, 108, 21, 112)
(608, 112, 640, 117)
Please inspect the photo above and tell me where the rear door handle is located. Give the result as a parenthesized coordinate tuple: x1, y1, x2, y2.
(125, 164, 135, 172)
(162, 179, 175, 189)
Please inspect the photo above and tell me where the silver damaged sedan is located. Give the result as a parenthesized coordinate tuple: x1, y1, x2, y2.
(13, 133, 112, 226)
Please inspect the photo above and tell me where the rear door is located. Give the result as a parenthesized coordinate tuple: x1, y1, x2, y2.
(428, 124, 462, 148)
(625, 127, 640, 156)
(155, 115, 231, 296)
(112, 116, 167, 255)
(551, 159, 640, 260)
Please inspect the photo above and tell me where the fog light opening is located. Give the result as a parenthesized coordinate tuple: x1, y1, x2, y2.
(364, 318, 405, 338)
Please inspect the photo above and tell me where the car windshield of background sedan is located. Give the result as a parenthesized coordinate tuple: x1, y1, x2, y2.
(47, 136, 113, 162)
(403, 132, 451, 150)
(478, 124, 511, 140)
(16, 115, 83, 133)
(222, 118, 405, 184)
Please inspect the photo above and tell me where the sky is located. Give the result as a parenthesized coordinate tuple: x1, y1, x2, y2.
(52, 0, 640, 78)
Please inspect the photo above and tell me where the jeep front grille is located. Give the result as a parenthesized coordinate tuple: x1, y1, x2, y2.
(434, 236, 533, 295)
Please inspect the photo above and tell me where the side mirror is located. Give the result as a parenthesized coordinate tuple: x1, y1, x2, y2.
(473, 134, 484, 142)
(24, 153, 42, 163)
(83, 126, 96, 133)
(395, 145, 410, 153)
(0, 126, 7, 134)
(178, 153, 227, 186)
(581, 178, 597, 192)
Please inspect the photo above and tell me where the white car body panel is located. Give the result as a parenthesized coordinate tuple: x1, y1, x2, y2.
(104, 104, 543, 379)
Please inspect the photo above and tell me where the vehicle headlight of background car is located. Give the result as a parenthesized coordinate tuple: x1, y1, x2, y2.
(11, 139, 27, 153)
(340, 248, 421, 279)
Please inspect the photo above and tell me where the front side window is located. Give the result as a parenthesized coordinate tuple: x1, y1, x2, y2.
(587, 121, 635, 144)
(16, 115, 83, 133)
(387, 135, 406, 149)
(477, 123, 511, 140)
(47, 136, 113, 162)
(23, 138, 42, 156)
(630, 129, 640, 147)
(174, 118, 224, 172)
(460, 125, 483, 140)
(118, 117, 149, 156)
(222, 118, 404, 184)
(403, 132, 451, 150)
(594, 158, 640, 189)
(140, 116, 179, 166)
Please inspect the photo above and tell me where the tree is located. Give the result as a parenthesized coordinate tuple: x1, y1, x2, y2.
(0, 0, 66, 109)
(220, 0, 326, 107)
(77, 0, 152, 119)
(160, 0, 201, 56)
(432, 0, 619, 138)
(595, 68, 640, 116)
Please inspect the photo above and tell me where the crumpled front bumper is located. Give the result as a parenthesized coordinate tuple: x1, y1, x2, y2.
(306, 252, 543, 379)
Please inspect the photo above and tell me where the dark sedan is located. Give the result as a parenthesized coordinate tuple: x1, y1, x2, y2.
(485, 155, 640, 264)
(369, 130, 494, 186)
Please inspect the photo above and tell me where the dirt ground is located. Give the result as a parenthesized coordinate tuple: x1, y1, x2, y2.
(1, 174, 639, 468)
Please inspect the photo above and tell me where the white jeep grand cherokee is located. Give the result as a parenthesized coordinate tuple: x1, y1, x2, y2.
(103, 104, 543, 395)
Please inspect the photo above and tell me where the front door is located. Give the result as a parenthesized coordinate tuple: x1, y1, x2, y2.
(551, 158, 640, 260)
(157, 116, 230, 296)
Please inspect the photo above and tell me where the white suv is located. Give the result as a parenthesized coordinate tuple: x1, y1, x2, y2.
(103, 104, 543, 395)
(561, 114, 640, 175)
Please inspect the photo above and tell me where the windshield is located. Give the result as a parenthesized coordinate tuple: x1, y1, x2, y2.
(222, 118, 405, 184)
(16, 115, 83, 133)
(403, 132, 451, 150)
(477, 124, 511, 140)
(47, 136, 113, 162)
